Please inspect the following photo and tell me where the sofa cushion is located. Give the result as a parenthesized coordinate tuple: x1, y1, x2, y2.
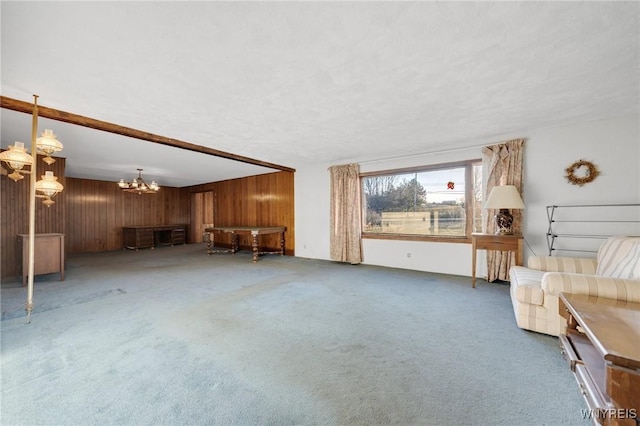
(596, 237, 640, 280)
(528, 256, 597, 274)
(510, 266, 545, 306)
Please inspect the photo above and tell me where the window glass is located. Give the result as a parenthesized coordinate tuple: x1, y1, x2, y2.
(362, 161, 481, 239)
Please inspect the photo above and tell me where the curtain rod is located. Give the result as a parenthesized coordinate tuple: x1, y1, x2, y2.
(357, 142, 487, 165)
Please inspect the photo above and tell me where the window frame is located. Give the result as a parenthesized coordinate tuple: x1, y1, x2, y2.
(360, 159, 482, 243)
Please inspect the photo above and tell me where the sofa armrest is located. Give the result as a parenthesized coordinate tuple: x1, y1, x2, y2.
(542, 272, 640, 303)
(527, 256, 597, 274)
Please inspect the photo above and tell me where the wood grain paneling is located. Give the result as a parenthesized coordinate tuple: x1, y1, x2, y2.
(190, 191, 214, 243)
(184, 171, 295, 255)
(1, 156, 66, 280)
(64, 178, 189, 254)
(2, 167, 294, 279)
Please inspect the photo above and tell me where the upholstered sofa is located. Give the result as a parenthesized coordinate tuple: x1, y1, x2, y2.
(509, 236, 640, 336)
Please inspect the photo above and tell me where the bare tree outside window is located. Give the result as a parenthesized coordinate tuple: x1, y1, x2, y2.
(361, 160, 482, 240)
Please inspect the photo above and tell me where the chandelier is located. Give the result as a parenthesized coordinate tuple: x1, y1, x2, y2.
(118, 168, 160, 194)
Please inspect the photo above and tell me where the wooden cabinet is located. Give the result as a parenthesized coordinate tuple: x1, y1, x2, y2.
(122, 225, 187, 250)
(123, 227, 154, 249)
(17, 233, 65, 286)
(559, 293, 640, 425)
(171, 227, 185, 245)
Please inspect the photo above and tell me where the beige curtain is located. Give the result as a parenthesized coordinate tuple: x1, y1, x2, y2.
(482, 139, 525, 282)
(329, 163, 363, 264)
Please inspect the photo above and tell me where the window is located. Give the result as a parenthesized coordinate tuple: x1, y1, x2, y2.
(361, 160, 482, 242)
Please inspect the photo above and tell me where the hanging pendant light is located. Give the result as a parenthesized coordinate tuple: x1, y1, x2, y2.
(0, 142, 34, 181)
(35, 171, 64, 207)
(36, 129, 64, 165)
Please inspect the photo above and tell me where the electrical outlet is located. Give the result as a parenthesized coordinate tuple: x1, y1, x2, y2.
(407, 253, 411, 258)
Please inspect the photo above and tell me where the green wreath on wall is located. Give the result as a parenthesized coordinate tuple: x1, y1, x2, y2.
(564, 159, 600, 186)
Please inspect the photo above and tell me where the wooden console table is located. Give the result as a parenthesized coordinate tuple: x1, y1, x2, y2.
(17, 233, 65, 286)
(471, 233, 523, 288)
(559, 293, 640, 425)
(123, 225, 186, 250)
(204, 226, 285, 263)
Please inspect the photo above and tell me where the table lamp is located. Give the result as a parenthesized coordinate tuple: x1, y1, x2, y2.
(483, 185, 525, 235)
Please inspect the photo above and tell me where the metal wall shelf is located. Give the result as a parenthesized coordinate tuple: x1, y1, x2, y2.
(546, 204, 640, 256)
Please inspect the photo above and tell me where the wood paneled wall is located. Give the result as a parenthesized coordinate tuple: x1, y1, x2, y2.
(1, 156, 66, 280)
(184, 171, 295, 255)
(190, 191, 215, 243)
(2, 167, 294, 279)
(65, 178, 189, 253)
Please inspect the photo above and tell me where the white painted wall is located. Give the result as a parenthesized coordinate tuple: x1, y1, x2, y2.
(294, 114, 640, 278)
(522, 114, 640, 260)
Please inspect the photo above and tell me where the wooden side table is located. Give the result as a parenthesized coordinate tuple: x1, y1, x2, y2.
(471, 233, 523, 288)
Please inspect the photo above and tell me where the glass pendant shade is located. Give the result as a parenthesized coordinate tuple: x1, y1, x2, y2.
(36, 129, 63, 165)
(0, 142, 34, 182)
(35, 171, 64, 198)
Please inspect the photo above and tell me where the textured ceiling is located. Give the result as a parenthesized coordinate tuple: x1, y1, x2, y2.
(1, 1, 638, 187)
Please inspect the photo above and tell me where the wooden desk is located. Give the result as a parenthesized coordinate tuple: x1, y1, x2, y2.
(471, 233, 523, 288)
(17, 233, 65, 286)
(123, 225, 186, 250)
(559, 293, 640, 425)
(204, 226, 285, 263)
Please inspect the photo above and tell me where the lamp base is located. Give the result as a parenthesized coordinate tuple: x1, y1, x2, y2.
(494, 209, 514, 235)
